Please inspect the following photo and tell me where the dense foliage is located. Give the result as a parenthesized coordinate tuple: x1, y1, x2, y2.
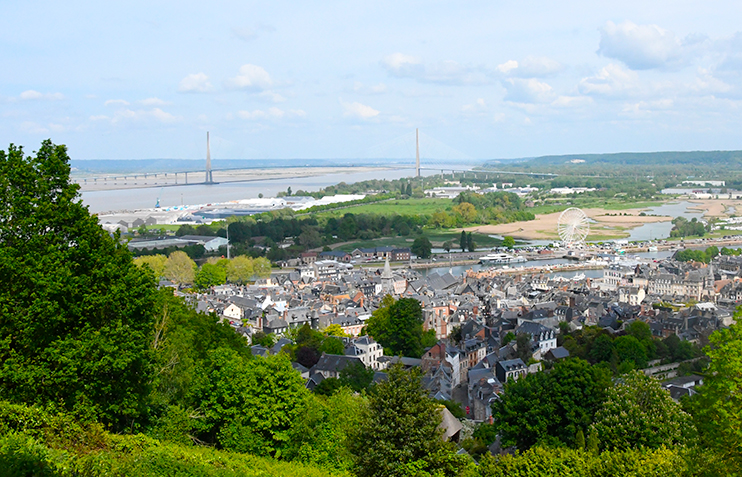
(0, 141, 157, 430)
(675, 246, 719, 263)
(364, 296, 436, 358)
(670, 217, 709, 238)
(348, 366, 472, 477)
(492, 358, 611, 449)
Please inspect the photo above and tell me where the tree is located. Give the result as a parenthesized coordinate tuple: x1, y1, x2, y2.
(364, 296, 427, 358)
(339, 361, 374, 393)
(164, 251, 196, 285)
(615, 335, 648, 369)
(460, 230, 467, 251)
(298, 227, 322, 249)
(467, 232, 475, 252)
(492, 358, 611, 449)
(686, 322, 742, 472)
(133, 254, 167, 277)
(405, 183, 412, 196)
(323, 324, 348, 337)
(443, 241, 453, 253)
(349, 366, 471, 477)
(200, 350, 309, 457)
(503, 236, 515, 249)
(0, 141, 157, 430)
(195, 262, 226, 289)
(252, 257, 272, 278)
(411, 236, 432, 259)
(226, 255, 254, 283)
(452, 202, 477, 223)
(591, 370, 695, 451)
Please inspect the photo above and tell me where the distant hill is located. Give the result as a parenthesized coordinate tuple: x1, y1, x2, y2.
(484, 150, 742, 169)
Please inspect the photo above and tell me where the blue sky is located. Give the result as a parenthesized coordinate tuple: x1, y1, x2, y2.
(3, 0, 742, 160)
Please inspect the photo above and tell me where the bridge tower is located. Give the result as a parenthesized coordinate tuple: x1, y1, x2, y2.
(205, 131, 214, 184)
(415, 128, 420, 178)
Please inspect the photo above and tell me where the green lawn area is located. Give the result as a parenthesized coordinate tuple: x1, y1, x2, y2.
(315, 198, 452, 218)
(333, 230, 503, 252)
(530, 197, 666, 215)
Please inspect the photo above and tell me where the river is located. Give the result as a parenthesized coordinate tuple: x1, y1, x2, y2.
(81, 166, 468, 214)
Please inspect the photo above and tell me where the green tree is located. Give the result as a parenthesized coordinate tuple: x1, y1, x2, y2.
(195, 262, 227, 289)
(442, 241, 453, 253)
(460, 230, 467, 251)
(615, 335, 648, 369)
(133, 254, 167, 277)
(405, 183, 412, 196)
(200, 350, 309, 457)
(467, 232, 475, 252)
(286, 389, 364, 472)
(493, 358, 611, 449)
(253, 257, 272, 278)
(365, 296, 429, 358)
(349, 366, 471, 477)
(503, 236, 515, 249)
(164, 250, 196, 285)
(339, 361, 375, 393)
(0, 141, 157, 430)
(686, 322, 742, 472)
(591, 370, 695, 451)
(411, 236, 432, 259)
(226, 255, 254, 283)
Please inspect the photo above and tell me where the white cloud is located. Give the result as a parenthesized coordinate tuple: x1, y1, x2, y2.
(503, 78, 556, 103)
(19, 90, 64, 101)
(138, 97, 168, 106)
(381, 53, 489, 85)
(258, 90, 286, 102)
(20, 121, 49, 133)
(341, 101, 380, 120)
(621, 99, 677, 117)
(496, 60, 518, 75)
(178, 73, 213, 93)
(109, 108, 180, 124)
(578, 63, 641, 98)
(551, 95, 594, 108)
(598, 21, 684, 70)
(496, 56, 563, 78)
(237, 107, 305, 120)
(461, 98, 487, 113)
(104, 99, 130, 106)
(225, 64, 273, 91)
(692, 68, 733, 95)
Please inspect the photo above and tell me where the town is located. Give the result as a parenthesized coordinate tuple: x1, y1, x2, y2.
(167, 237, 737, 439)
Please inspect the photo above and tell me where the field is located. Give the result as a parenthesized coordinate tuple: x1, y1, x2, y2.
(332, 230, 503, 252)
(315, 198, 452, 218)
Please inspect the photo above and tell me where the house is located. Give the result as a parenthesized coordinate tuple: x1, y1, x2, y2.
(495, 358, 527, 383)
(318, 250, 352, 262)
(618, 286, 646, 306)
(310, 353, 365, 379)
(344, 335, 384, 370)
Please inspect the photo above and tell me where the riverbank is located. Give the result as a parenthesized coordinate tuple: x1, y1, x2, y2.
(463, 206, 673, 241)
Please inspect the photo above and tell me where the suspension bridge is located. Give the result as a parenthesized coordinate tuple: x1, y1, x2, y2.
(72, 129, 556, 192)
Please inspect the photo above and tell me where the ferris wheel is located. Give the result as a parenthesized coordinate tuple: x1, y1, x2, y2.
(557, 207, 590, 246)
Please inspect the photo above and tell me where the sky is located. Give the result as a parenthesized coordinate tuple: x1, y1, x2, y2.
(3, 0, 742, 161)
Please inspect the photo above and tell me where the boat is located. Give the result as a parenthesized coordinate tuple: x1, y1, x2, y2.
(479, 253, 527, 265)
(648, 246, 659, 252)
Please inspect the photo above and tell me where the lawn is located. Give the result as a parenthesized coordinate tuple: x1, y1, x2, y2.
(315, 198, 452, 218)
(530, 197, 666, 215)
(332, 230, 504, 252)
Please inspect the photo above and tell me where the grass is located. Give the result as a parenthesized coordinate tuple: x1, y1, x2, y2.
(315, 198, 452, 218)
(332, 230, 504, 252)
(530, 197, 666, 215)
